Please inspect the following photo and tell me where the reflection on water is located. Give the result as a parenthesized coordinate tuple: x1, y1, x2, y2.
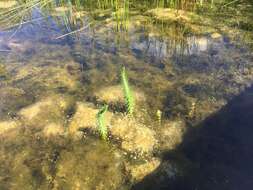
(0, 0, 253, 189)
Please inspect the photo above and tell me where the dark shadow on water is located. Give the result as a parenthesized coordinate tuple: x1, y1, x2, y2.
(132, 84, 253, 190)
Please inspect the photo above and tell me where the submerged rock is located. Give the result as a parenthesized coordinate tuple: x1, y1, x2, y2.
(158, 120, 186, 151)
(193, 99, 227, 122)
(42, 123, 65, 138)
(159, 161, 179, 180)
(41, 67, 79, 90)
(146, 8, 200, 23)
(110, 116, 157, 155)
(93, 85, 146, 110)
(211, 32, 222, 39)
(13, 60, 80, 93)
(0, 149, 36, 190)
(125, 158, 161, 182)
(0, 131, 57, 190)
(54, 140, 124, 190)
(0, 120, 19, 135)
(68, 101, 156, 155)
(0, 86, 30, 117)
(18, 95, 70, 128)
(19, 99, 52, 121)
(145, 8, 217, 36)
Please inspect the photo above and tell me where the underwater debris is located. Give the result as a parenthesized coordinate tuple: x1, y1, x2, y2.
(121, 67, 134, 115)
(96, 105, 109, 140)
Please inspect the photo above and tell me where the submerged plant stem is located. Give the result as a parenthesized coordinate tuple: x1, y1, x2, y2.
(121, 66, 134, 115)
(96, 105, 108, 140)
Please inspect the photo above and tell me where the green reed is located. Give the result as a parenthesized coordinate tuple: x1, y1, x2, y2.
(96, 105, 109, 140)
(0, 0, 51, 28)
(0, 0, 218, 34)
(56, 0, 130, 31)
(153, 0, 207, 10)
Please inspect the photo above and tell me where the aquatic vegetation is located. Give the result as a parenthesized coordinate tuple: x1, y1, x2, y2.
(0, 0, 51, 29)
(121, 66, 134, 115)
(188, 101, 196, 119)
(68, 102, 113, 137)
(96, 104, 109, 140)
(156, 109, 162, 125)
(0, 0, 253, 189)
(151, 0, 208, 10)
(113, 0, 129, 31)
(93, 85, 146, 115)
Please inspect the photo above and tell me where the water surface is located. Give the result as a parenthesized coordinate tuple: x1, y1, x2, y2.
(0, 0, 253, 189)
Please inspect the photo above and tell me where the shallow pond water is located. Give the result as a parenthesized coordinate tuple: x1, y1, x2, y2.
(0, 0, 253, 189)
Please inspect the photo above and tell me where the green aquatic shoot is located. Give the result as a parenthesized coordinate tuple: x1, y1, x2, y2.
(121, 66, 134, 115)
(96, 105, 108, 140)
(156, 109, 162, 125)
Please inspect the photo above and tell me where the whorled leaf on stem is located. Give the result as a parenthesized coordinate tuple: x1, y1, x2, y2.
(121, 66, 134, 115)
(96, 105, 108, 140)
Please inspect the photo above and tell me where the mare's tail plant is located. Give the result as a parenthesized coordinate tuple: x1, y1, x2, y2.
(96, 105, 108, 140)
(121, 66, 134, 115)
(156, 109, 162, 125)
